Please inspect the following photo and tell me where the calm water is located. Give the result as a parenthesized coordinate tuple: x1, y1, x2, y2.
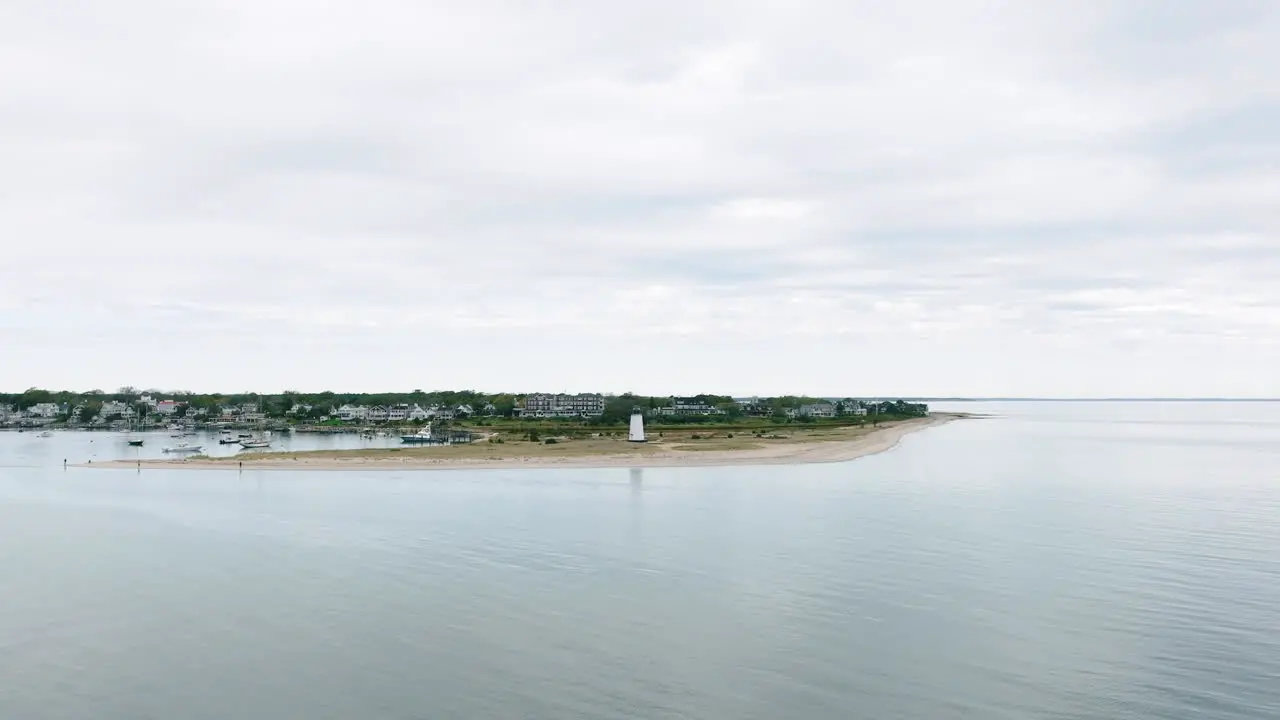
(1, 402, 1277, 719)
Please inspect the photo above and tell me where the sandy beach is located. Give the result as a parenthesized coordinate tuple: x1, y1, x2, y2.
(84, 414, 963, 472)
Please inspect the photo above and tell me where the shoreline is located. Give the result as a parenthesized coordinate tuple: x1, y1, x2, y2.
(81, 413, 964, 472)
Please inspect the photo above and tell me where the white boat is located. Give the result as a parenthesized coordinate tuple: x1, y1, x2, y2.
(218, 431, 240, 445)
(163, 443, 204, 454)
(39, 430, 54, 438)
(400, 427, 434, 444)
(239, 430, 272, 449)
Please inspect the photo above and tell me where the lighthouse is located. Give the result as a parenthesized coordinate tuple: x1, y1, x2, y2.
(628, 410, 646, 442)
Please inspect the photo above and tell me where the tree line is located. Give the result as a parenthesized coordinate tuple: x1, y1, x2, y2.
(1, 388, 928, 423)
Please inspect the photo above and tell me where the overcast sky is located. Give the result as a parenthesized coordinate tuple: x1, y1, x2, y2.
(2, 0, 1278, 397)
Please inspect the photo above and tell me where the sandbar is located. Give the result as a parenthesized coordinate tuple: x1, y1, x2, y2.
(82, 413, 964, 472)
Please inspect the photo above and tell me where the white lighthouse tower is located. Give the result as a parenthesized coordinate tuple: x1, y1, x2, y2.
(628, 409, 646, 442)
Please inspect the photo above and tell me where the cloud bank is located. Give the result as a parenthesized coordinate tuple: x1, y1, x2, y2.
(2, 0, 1278, 396)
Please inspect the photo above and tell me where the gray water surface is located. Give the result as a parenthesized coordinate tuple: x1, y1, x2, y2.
(2, 402, 1278, 718)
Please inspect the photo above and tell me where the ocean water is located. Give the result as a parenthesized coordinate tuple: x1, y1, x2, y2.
(1, 402, 1277, 719)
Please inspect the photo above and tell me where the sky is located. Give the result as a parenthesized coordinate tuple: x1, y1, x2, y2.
(2, 0, 1279, 398)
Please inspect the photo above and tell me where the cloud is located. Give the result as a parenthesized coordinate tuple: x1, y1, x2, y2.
(1, 0, 1278, 396)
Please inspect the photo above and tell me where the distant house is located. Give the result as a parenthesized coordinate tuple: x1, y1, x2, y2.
(735, 397, 772, 417)
(518, 393, 606, 418)
(28, 402, 62, 419)
(455, 404, 474, 418)
(100, 401, 136, 421)
(155, 400, 184, 416)
(287, 403, 312, 416)
(837, 400, 868, 416)
(336, 405, 368, 422)
(432, 406, 456, 420)
(367, 406, 389, 423)
(655, 397, 723, 416)
(481, 402, 498, 417)
(407, 404, 431, 421)
(797, 402, 837, 419)
(387, 404, 410, 422)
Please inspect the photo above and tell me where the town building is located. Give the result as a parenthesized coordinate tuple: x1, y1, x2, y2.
(837, 400, 868, 416)
(519, 393, 606, 418)
(155, 400, 184, 416)
(100, 401, 136, 420)
(797, 402, 837, 418)
(336, 405, 369, 422)
(28, 403, 63, 419)
(655, 397, 724, 416)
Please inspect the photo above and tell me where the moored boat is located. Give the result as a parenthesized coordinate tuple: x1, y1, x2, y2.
(162, 443, 203, 454)
(400, 427, 434, 444)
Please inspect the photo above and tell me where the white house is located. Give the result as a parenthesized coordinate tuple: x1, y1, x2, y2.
(29, 402, 62, 419)
(387, 404, 410, 422)
(100, 401, 136, 420)
(838, 400, 868, 416)
(367, 406, 390, 423)
(336, 405, 369, 422)
(155, 400, 184, 416)
(407, 404, 431, 421)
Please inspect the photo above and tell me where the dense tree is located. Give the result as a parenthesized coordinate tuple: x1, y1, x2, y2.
(0, 387, 929, 427)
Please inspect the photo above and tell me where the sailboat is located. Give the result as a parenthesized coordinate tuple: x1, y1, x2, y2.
(239, 430, 272, 449)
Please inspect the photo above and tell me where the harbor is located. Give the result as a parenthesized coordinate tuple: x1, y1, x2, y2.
(24, 427, 478, 465)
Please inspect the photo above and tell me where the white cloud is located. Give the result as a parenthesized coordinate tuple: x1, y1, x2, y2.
(1, 0, 1279, 396)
